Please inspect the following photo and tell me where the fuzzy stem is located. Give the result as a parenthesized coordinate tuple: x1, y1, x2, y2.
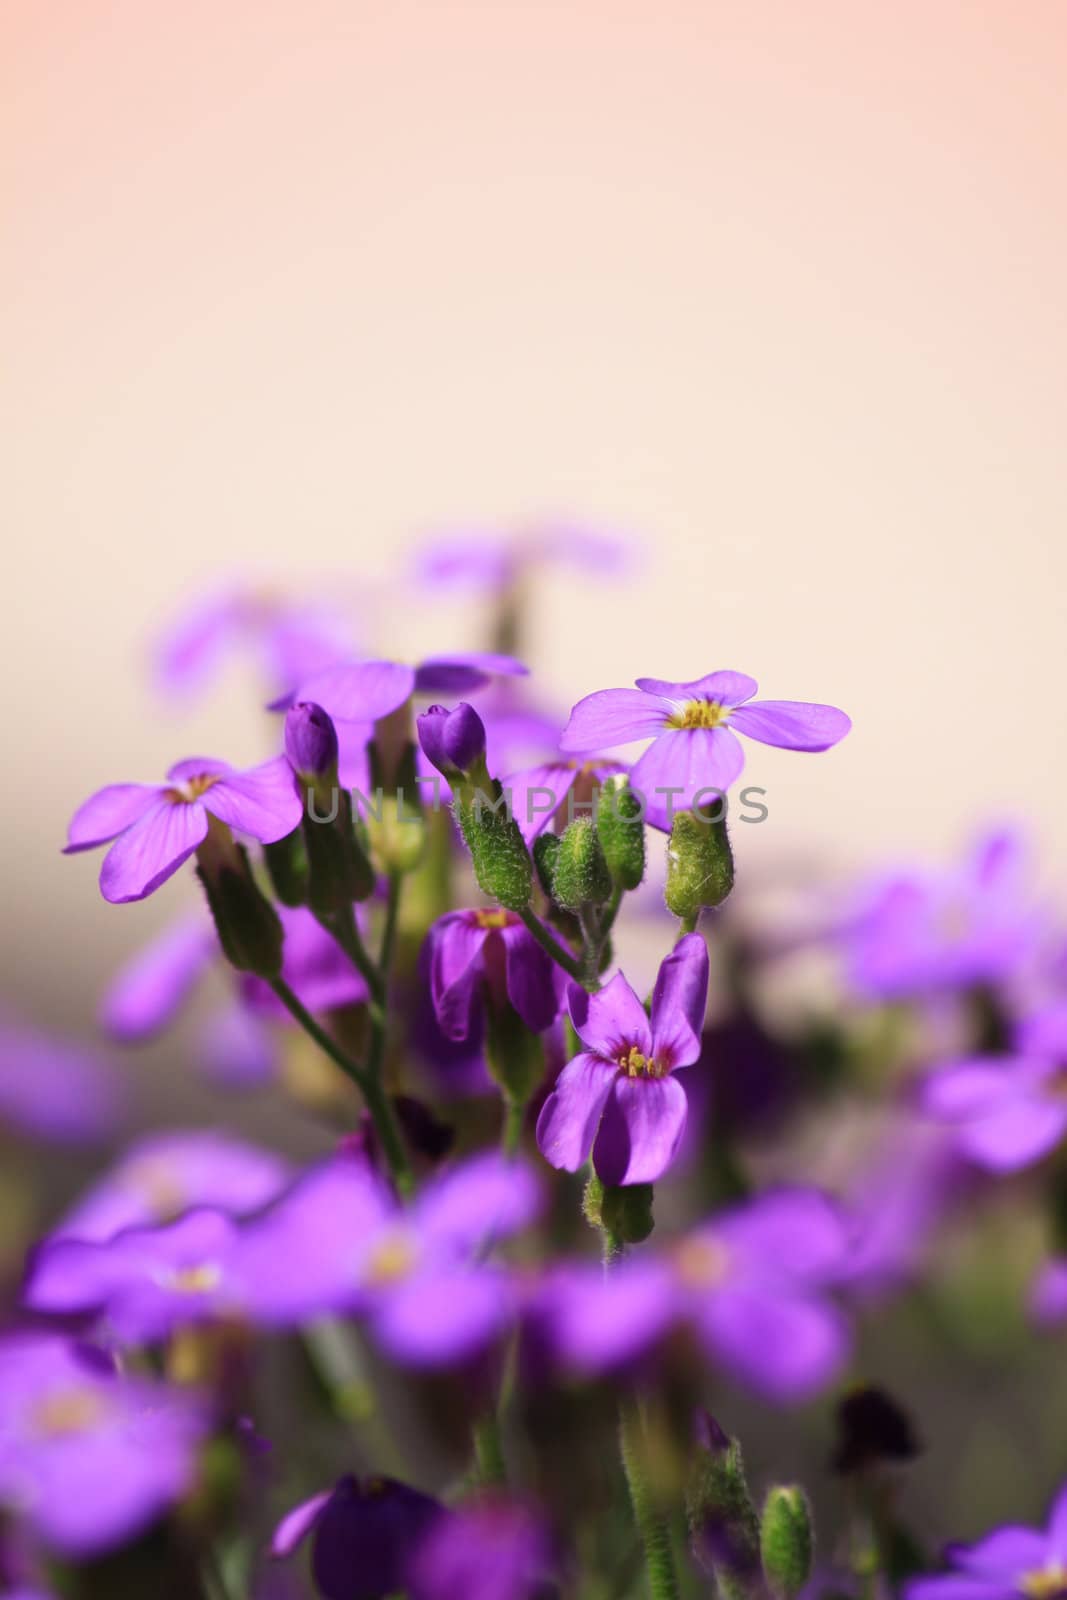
(619, 1400, 681, 1600)
(501, 1096, 526, 1157)
(517, 907, 584, 982)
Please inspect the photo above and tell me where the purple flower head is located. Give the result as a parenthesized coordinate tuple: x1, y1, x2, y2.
(275, 653, 528, 723)
(503, 758, 627, 843)
(65, 755, 302, 903)
(413, 520, 632, 594)
(417, 703, 487, 780)
(904, 1483, 1067, 1600)
(426, 909, 564, 1043)
(842, 829, 1044, 1001)
(540, 1188, 850, 1401)
(54, 1130, 293, 1244)
(920, 1038, 1067, 1175)
(285, 701, 339, 780)
(24, 1207, 248, 1343)
(560, 672, 850, 830)
(535, 933, 709, 1186)
(0, 1019, 124, 1145)
(272, 1475, 445, 1600)
(237, 1149, 540, 1363)
(0, 1333, 208, 1557)
(101, 914, 217, 1042)
(409, 1497, 552, 1600)
(153, 582, 357, 701)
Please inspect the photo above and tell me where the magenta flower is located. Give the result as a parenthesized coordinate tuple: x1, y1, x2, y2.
(560, 671, 850, 828)
(0, 1018, 123, 1145)
(503, 758, 626, 842)
(0, 1333, 208, 1557)
(64, 755, 302, 903)
(237, 1149, 541, 1363)
(536, 933, 709, 1186)
(426, 909, 563, 1041)
(272, 1475, 445, 1600)
(53, 1130, 293, 1244)
(904, 1484, 1067, 1600)
(538, 1188, 850, 1401)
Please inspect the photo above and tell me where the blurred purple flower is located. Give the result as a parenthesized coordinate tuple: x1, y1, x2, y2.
(539, 1188, 850, 1401)
(503, 759, 626, 843)
(53, 1130, 293, 1243)
(560, 672, 849, 829)
(272, 1475, 444, 1600)
(536, 934, 709, 1186)
(426, 909, 563, 1042)
(409, 1497, 553, 1600)
(920, 1054, 1067, 1174)
(100, 914, 217, 1042)
(904, 1483, 1067, 1600)
(238, 1149, 540, 1362)
(275, 653, 528, 723)
(412, 521, 632, 594)
(0, 1333, 208, 1558)
(153, 583, 357, 701)
(1030, 1259, 1067, 1327)
(65, 756, 301, 903)
(837, 1122, 967, 1301)
(0, 1020, 124, 1145)
(842, 829, 1044, 1002)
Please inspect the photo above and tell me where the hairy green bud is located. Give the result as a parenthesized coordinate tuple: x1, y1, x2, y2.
(455, 785, 533, 911)
(533, 832, 561, 899)
(761, 1486, 814, 1600)
(686, 1414, 762, 1600)
(665, 803, 735, 922)
(551, 817, 612, 912)
(597, 775, 646, 891)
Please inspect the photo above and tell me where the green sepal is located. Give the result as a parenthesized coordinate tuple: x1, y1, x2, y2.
(263, 826, 308, 907)
(485, 1000, 545, 1105)
(198, 846, 284, 979)
(665, 803, 735, 921)
(551, 816, 612, 912)
(597, 775, 646, 891)
(584, 1174, 655, 1243)
(533, 832, 561, 899)
(760, 1485, 814, 1600)
(303, 789, 376, 912)
(455, 785, 533, 911)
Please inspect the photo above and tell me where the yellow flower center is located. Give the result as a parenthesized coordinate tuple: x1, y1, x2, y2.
(673, 1235, 731, 1289)
(665, 700, 729, 731)
(128, 1159, 188, 1222)
(365, 1230, 419, 1286)
(618, 1045, 668, 1079)
(1022, 1566, 1067, 1600)
(33, 1387, 109, 1438)
(165, 773, 220, 805)
(158, 1262, 224, 1295)
(474, 908, 511, 930)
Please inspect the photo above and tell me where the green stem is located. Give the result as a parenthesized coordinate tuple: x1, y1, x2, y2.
(269, 977, 412, 1195)
(473, 1412, 507, 1486)
(676, 910, 700, 938)
(518, 907, 584, 983)
(619, 1401, 681, 1600)
(501, 1096, 526, 1157)
(320, 906, 385, 1004)
(378, 871, 402, 975)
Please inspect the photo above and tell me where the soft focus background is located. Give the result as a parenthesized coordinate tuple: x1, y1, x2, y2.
(4, 0, 1067, 1562)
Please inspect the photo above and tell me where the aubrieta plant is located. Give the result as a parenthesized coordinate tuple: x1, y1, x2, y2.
(3, 528, 1064, 1600)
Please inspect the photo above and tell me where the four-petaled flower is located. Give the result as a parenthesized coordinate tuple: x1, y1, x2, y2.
(560, 671, 849, 829)
(536, 933, 709, 1186)
(426, 908, 563, 1041)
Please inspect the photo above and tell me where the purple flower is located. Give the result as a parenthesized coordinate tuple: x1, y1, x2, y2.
(904, 1483, 1067, 1600)
(535, 934, 709, 1186)
(426, 909, 563, 1042)
(409, 1497, 552, 1600)
(538, 1188, 850, 1401)
(413, 521, 632, 593)
(24, 1208, 248, 1342)
(0, 1019, 124, 1145)
(237, 1149, 540, 1362)
(417, 703, 487, 780)
(53, 1131, 293, 1243)
(560, 672, 850, 828)
(920, 1050, 1067, 1174)
(841, 829, 1043, 1001)
(277, 653, 528, 723)
(153, 582, 357, 701)
(65, 755, 302, 903)
(0, 1333, 208, 1557)
(272, 1475, 445, 1600)
(503, 758, 626, 843)
(836, 1122, 966, 1302)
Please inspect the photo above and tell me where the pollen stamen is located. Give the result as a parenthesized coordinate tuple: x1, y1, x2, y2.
(665, 700, 728, 731)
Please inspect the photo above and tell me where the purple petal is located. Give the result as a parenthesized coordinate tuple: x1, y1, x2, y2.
(416, 1152, 540, 1253)
(1017, 1001, 1067, 1060)
(559, 688, 670, 754)
(568, 971, 652, 1059)
(630, 727, 746, 831)
(504, 763, 576, 842)
(0, 1025, 124, 1145)
(290, 660, 416, 723)
(650, 933, 709, 1067)
(729, 699, 851, 751)
(698, 1286, 850, 1401)
(634, 671, 758, 705)
(1030, 1260, 1067, 1326)
(166, 757, 231, 781)
(1047, 1486, 1067, 1560)
(716, 1189, 849, 1283)
(955, 1096, 1067, 1173)
(540, 1261, 676, 1372)
(500, 921, 562, 1032)
(99, 799, 209, 904)
(271, 1490, 332, 1558)
(65, 785, 159, 852)
(921, 1059, 1038, 1119)
(535, 1053, 616, 1172)
(198, 1001, 278, 1087)
(904, 1579, 1013, 1600)
(428, 914, 487, 1041)
(153, 591, 239, 697)
(414, 651, 529, 694)
(204, 755, 302, 843)
(592, 1074, 688, 1185)
(370, 1267, 512, 1365)
(100, 915, 215, 1041)
(953, 1529, 1049, 1580)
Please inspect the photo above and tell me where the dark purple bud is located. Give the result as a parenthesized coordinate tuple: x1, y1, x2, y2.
(285, 701, 339, 780)
(416, 702, 486, 779)
(312, 1476, 445, 1600)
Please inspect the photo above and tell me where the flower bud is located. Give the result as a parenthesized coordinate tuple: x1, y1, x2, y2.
(760, 1486, 813, 1600)
(551, 817, 612, 912)
(285, 701, 339, 781)
(533, 832, 561, 899)
(584, 1174, 655, 1244)
(665, 801, 735, 923)
(455, 786, 532, 912)
(416, 702, 487, 781)
(597, 775, 646, 891)
(686, 1415, 762, 1600)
